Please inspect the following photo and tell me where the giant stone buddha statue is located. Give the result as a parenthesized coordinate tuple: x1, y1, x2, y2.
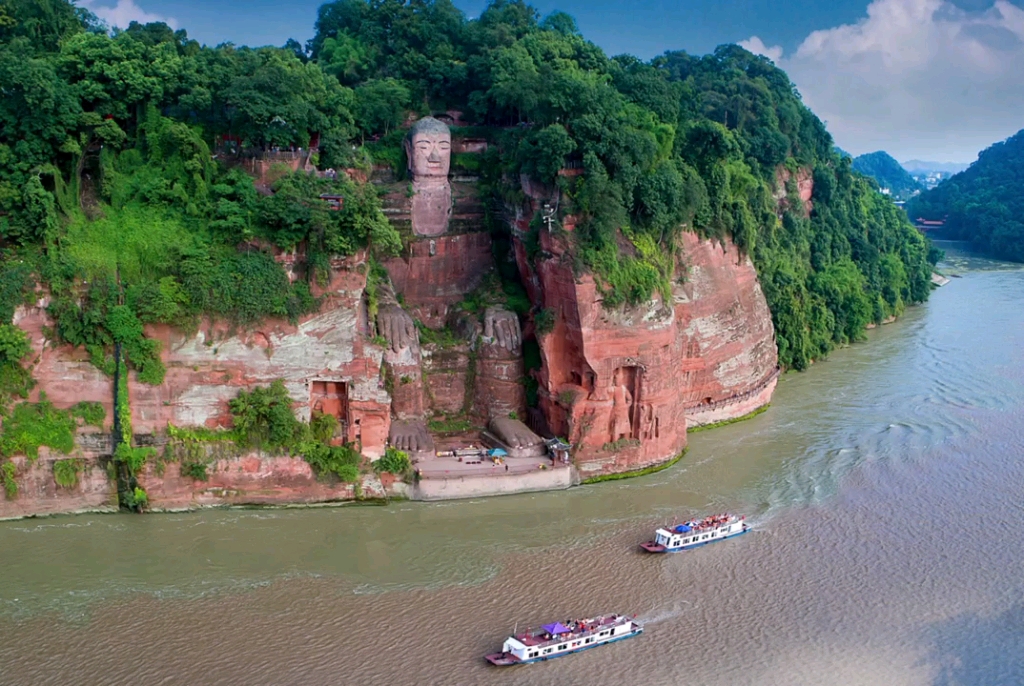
(404, 117, 452, 237)
(378, 116, 544, 460)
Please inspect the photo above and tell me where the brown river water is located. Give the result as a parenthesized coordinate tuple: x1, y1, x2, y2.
(1, 243, 1023, 686)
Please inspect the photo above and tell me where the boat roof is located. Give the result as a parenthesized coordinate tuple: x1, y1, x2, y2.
(511, 614, 632, 647)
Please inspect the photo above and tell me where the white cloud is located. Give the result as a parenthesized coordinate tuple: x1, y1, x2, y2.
(743, 0, 1024, 161)
(80, 0, 178, 30)
(738, 36, 783, 63)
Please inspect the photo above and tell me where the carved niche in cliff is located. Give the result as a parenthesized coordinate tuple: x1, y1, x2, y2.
(404, 117, 452, 237)
(310, 379, 381, 446)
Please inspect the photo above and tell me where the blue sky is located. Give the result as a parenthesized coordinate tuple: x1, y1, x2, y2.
(79, 0, 1024, 162)
(79, 0, 870, 57)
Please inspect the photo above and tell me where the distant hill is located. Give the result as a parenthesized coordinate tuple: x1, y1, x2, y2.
(906, 129, 1024, 262)
(901, 160, 970, 174)
(852, 151, 922, 200)
(834, 146, 852, 159)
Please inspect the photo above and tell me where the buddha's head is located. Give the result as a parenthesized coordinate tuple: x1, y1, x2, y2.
(405, 117, 452, 180)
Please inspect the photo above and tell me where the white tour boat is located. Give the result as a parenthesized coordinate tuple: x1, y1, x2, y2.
(485, 614, 643, 666)
(640, 513, 749, 553)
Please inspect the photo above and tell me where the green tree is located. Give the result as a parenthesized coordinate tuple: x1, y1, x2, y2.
(353, 78, 412, 137)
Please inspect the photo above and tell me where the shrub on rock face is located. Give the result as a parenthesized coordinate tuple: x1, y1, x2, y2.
(53, 458, 85, 489)
(229, 380, 303, 452)
(0, 324, 34, 405)
(374, 446, 411, 476)
(0, 399, 76, 461)
(301, 441, 361, 482)
(1, 462, 17, 499)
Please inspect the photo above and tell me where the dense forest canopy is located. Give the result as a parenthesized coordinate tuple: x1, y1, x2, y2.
(907, 129, 1024, 262)
(852, 151, 922, 201)
(0, 0, 936, 399)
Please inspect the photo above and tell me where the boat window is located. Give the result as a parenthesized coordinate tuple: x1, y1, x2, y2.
(558, 644, 567, 650)
(543, 648, 552, 655)
(529, 652, 537, 658)
(585, 638, 593, 644)
(600, 631, 609, 637)
(683, 538, 690, 544)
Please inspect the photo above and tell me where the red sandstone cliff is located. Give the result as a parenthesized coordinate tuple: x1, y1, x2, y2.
(1, 252, 399, 519)
(1, 152, 786, 517)
(18, 253, 390, 449)
(513, 224, 778, 477)
(775, 166, 815, 217)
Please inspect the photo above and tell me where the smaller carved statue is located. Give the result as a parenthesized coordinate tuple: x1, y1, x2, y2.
(640, 404, 655, 441)
(610, 368, 634, 442)
(404, 117, 452, 237)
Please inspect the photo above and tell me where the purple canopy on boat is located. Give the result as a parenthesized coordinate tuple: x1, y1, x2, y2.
(542, 622, 571, 635)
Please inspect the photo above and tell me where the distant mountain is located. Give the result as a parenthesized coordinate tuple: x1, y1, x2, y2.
(852, 151, 922, 200)
(906, 129, 1024, 262)
(834, 146, 852, 159)
(901, 160, 970, 174)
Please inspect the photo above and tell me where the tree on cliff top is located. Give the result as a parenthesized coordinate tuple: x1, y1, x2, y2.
(0, 0, 936, 372)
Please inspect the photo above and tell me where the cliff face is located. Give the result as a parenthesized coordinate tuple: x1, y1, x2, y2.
(513, 194, 778, 476)
(2, 156, 781, 516)
(0, 445, 116, 519)
(0, 443, 405, 519)
(775, 166, 815, 216)
(135, 453, 404, 511)
(1, 253, 398, 518)
(23, 253, 389, 448)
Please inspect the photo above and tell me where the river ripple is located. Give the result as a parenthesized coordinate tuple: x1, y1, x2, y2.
(1, 244, 1022, 686)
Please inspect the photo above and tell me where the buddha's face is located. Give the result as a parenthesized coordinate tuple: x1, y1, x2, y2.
(407, 130, 451, 179)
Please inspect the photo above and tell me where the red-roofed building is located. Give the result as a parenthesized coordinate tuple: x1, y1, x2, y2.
(913, 217, 947, 232)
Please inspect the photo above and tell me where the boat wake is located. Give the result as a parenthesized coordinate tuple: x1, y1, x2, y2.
(637, 600, 693, 626)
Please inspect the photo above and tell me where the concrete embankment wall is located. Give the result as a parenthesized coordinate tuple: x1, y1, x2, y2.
(411, 466, 577, 501)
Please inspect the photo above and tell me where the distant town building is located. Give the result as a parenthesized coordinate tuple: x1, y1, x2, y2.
(911, 171, 953, 191)
(913, 217, 946, 232)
